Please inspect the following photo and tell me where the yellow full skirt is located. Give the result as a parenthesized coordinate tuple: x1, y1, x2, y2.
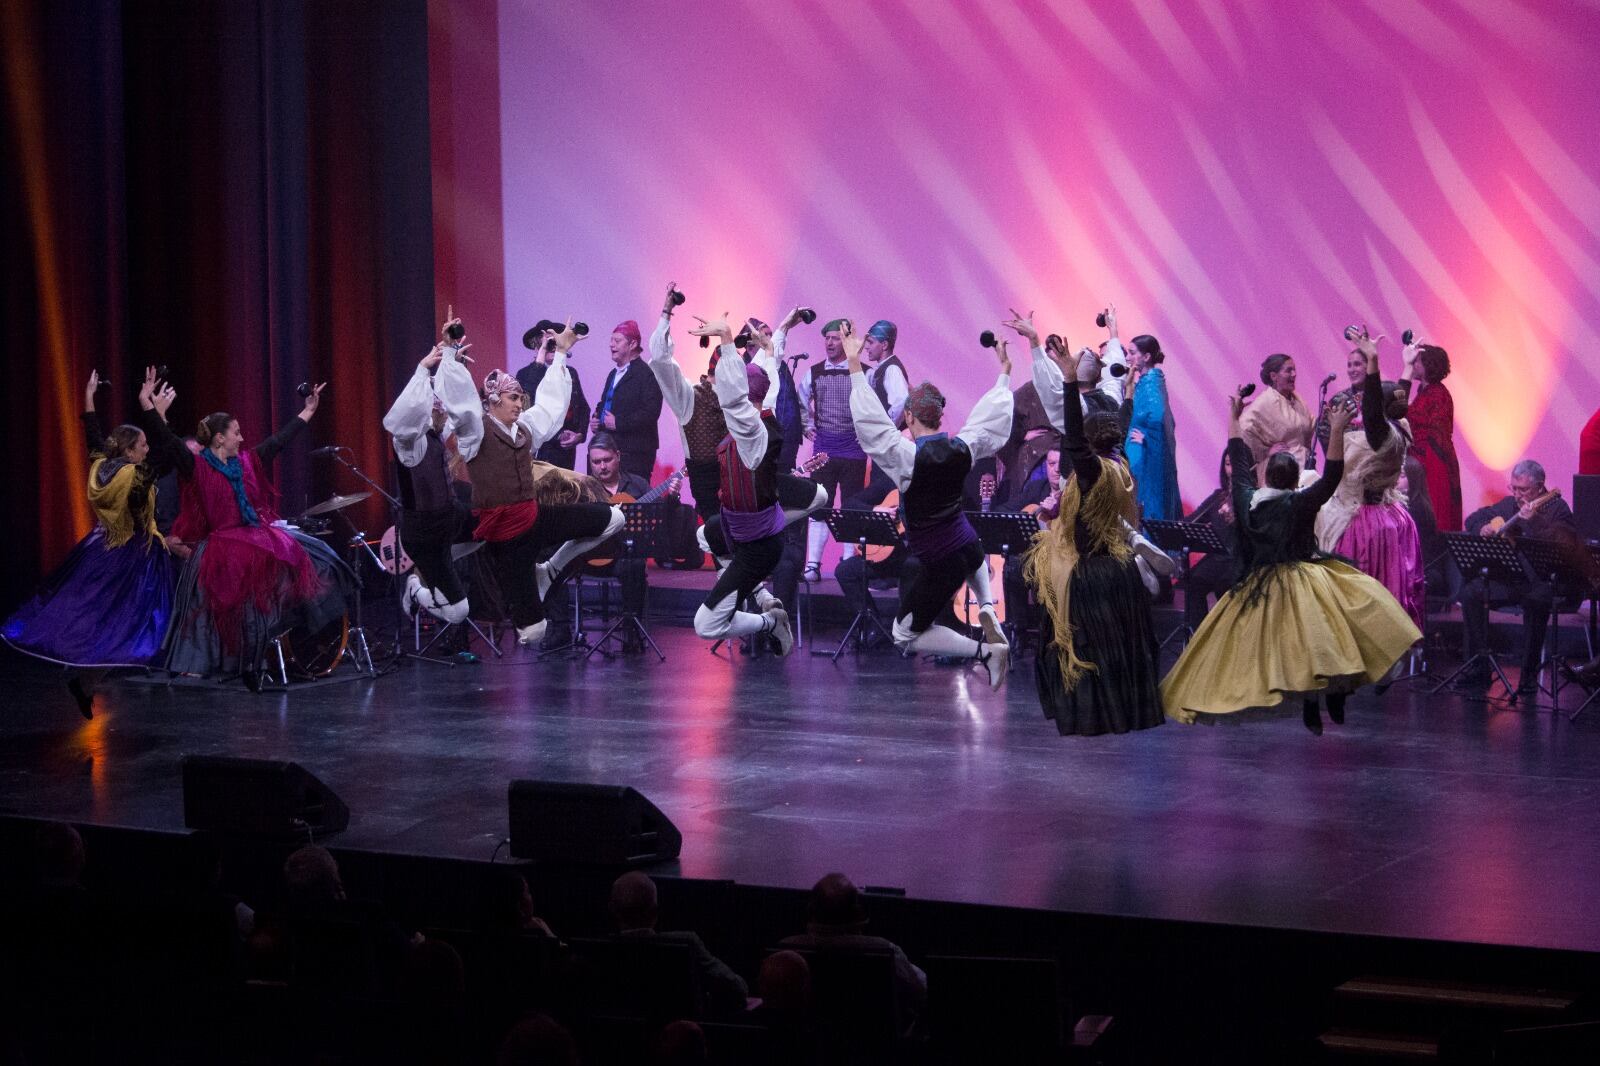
(1162, 559, 1421, 725)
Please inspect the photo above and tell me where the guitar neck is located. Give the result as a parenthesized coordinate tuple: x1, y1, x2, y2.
(636, 473, 681, 504)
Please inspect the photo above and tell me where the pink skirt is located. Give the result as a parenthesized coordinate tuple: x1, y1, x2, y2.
(1334, 503, 1425, 632)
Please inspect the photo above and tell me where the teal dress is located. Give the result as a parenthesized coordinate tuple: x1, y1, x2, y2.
(1126, 368, 1179, 521)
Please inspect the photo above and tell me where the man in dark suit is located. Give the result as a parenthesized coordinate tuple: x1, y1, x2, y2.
(593, 320, 665, 479)
(610, 871, 748, 1017)
(515, 342, 590, 470)
(1458, 458, 1581, 695)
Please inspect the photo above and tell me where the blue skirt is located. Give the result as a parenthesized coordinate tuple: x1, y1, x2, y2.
(3, 528, 175, 668)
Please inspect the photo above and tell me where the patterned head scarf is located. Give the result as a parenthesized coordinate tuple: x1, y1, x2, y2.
(481, 369, 523, 409)
(613, 320, 642, 346)
(867, 320, 897, 351)
(821, 319, 846, 335)
(905, 381, 945, 430)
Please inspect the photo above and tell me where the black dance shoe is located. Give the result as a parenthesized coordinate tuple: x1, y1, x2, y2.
(1325, 693, 1346, 726)
(1301, 699, 1323, 736)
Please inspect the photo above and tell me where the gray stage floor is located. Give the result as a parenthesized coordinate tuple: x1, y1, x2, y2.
(4, 625, 1600, 953)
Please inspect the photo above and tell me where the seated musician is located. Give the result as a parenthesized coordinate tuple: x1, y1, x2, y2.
(1179, 447, 1240, 632)
(533, 433, 652, 652)
(998, 448, 1060, 637)
(1458, 459, 1580, 695)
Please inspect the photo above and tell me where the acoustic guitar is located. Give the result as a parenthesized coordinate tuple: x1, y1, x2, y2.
(1484, 488, 1561, 537)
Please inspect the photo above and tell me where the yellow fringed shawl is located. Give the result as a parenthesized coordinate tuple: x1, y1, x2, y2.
(86, 458, 163, 551)
(1023, 457, 1138, 689)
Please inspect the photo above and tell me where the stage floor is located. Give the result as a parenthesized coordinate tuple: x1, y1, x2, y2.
(5, 626, 1600, 954)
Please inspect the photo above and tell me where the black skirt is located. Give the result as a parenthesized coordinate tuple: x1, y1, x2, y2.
(1034, 553, 1165, 737)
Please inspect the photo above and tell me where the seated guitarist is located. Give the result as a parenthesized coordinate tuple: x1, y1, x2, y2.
(536, 433, 657, 652)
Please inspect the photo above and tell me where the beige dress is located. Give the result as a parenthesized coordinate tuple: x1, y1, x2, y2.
(1238, 388, 1314, 483)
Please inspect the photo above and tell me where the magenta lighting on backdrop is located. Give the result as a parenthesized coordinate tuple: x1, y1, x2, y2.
(496, 0, 1600, 510)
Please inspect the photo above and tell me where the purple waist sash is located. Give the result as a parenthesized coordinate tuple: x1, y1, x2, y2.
(722, 502, 787, 544)
(905, 512, 978, 563)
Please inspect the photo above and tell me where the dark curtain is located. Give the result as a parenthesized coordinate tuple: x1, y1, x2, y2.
(0, 0, 433, 611)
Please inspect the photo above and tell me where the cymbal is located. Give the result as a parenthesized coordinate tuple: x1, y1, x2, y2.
(300, 491, 372, 517)
(451, 540, 485, 561)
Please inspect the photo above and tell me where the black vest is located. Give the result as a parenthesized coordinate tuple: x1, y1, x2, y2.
(903, 435, 971, 535)
(397, 431, 453, 513)
(871, 355, 905, 412)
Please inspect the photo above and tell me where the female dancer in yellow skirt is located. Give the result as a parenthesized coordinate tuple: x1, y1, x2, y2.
(1162, 387, 1421, 734)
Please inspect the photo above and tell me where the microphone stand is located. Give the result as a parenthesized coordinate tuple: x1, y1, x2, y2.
(1307, 376, 1335, 472)
(325, 448, 403, 675)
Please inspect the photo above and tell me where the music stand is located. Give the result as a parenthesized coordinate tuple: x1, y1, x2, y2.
(409, 540, 503, 666)
(1430, 533, 1527, 699)
(583, 501, 672, 662)
(965, 510, 1042, 652)
(1515, 537, 1595, 710)
(813, 509, 903, 661)
(1144, 518, 1230, 651)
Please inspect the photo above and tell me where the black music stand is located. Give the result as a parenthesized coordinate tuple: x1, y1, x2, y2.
(1430, 533, 1526, 699)
(814, 509, 903, 661)
(1144, 518, 1230, 651)
(965, 510, 1042, 651)
(583, 501, 671, 662)
(1515, 537, 1595, 710)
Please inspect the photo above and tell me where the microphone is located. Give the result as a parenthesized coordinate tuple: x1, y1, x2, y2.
(786, 351, 807, 369)
(310, 445, 346, 458)
(1108, 363, 1129, 377)
(1319, 373, 1337, 387)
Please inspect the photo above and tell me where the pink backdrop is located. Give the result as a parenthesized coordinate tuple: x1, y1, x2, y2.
(492, 0, 1600, 513)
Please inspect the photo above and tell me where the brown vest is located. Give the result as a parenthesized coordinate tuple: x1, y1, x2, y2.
(468, 421, 537, 509)
(683, 380, 730, 461)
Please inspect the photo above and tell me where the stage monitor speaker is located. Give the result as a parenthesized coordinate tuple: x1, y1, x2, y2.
(182, 755, 349, 840)
(1574, 475, 1600, 543)
(508, 781, 682, 866)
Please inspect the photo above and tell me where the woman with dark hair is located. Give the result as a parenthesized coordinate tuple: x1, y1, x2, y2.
(1123, 334, 1180, 521)
(1024, 337, 1164, 735)
(1178, 446, 1240, 632)
(137, 378, 351, 686)
(4, 369, 179, 717)
(1399, 338, 1462, 531)
(1162, 388, 1420, 734)
(1238, 353, 1314, 484)
(1314, 331, 1426, 633)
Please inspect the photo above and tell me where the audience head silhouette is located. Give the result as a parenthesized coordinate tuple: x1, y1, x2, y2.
(283, 844, 344, 907)
(610, 869, 659, 932)
(808, 872, 868, 931)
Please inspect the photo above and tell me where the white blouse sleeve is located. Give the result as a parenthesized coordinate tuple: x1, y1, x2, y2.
(1031, 344, 1067, 434)
(954, 373, 1014, 462)
(382, 363, 436, 468)
(849, 370, 915, 492)
(713, 342, 768, 468)
(646, 313, 695, 425)
(432, 355, 482, 460)
(516, 351, 571, 452)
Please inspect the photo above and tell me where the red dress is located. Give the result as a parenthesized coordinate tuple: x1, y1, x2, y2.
(1405, 381, 1463, 532)
(1581, 407, 1600, 475)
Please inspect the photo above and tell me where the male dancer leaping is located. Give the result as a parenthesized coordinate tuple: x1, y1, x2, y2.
(684, 312, 804, 653)
(458, 322, 624, 646)
(382, 310, 482, 623)
(643, 285, 827, 568)
(841, 321, 1013, 689)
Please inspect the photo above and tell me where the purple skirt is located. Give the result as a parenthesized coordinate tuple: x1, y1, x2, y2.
(1334, 503, 1425, 632)
(3, 528, 175, 668)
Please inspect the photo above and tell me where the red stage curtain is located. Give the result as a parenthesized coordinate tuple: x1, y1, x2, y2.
(1, 0, 435, 610)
